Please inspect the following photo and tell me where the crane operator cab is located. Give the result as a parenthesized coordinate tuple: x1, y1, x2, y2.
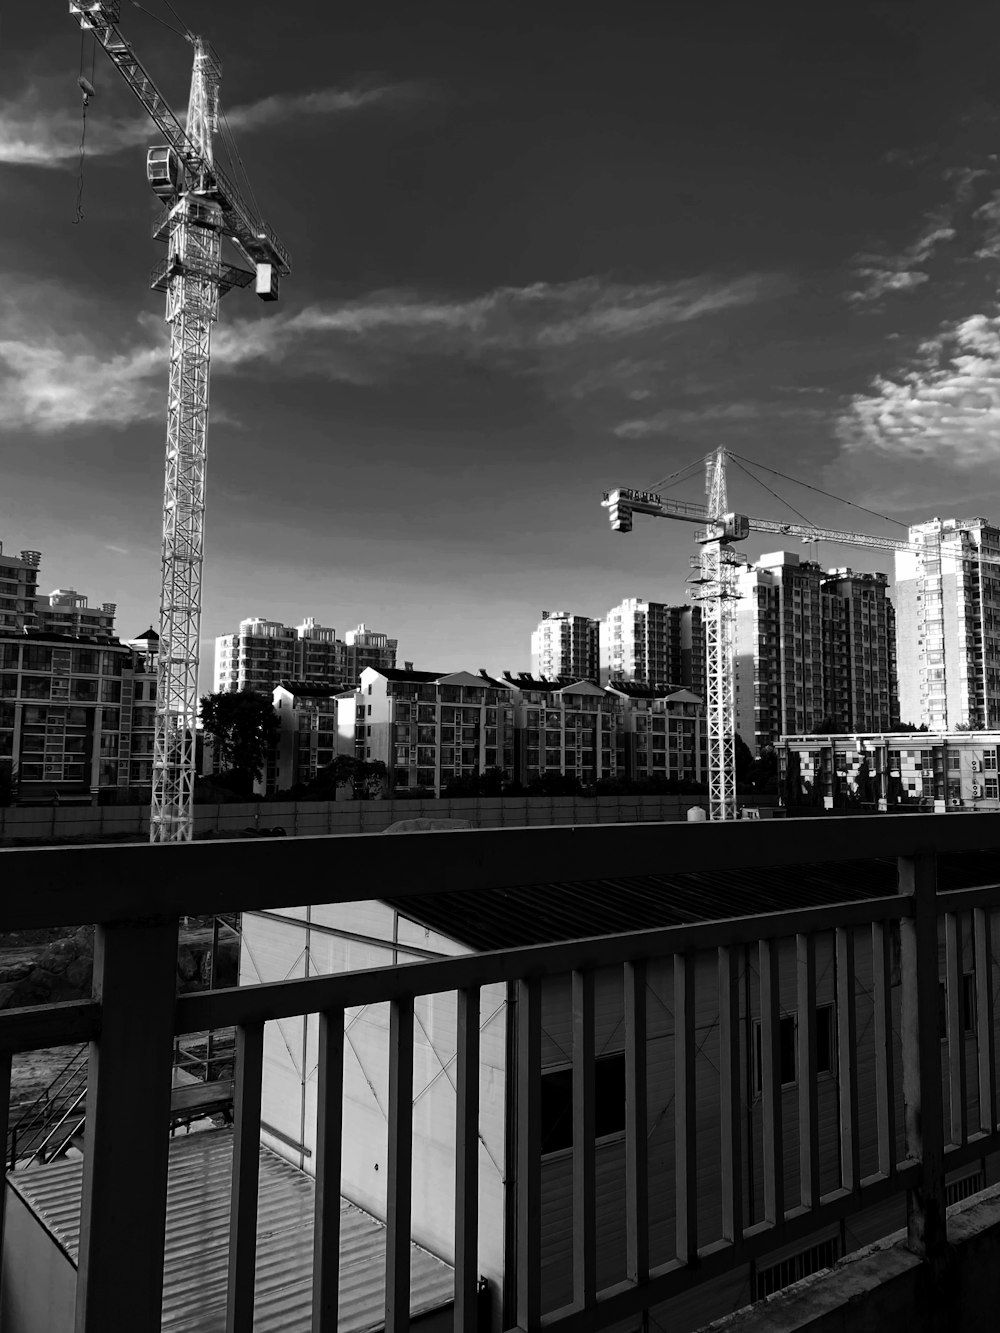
(147, 146, 185, 202)
(704, 513, 751, 544)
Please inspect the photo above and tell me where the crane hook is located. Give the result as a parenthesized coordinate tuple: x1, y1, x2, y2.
(78, 74, 95, 107)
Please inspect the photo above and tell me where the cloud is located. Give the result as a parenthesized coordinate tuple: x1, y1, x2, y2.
(223, 82, 427, 133)
(837, 311, 1000, 469)
(614, 402, 763, 439)
(0, 271, 783, 432)
(847, 220, 955, 305)
(0, 78, 424, 168)
(213, 273, 786, 371)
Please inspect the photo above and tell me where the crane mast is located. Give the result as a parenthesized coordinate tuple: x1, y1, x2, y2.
(602, 448, 1000, 821)
(69, 2, 289, 841)
(698, 451, 740, 821)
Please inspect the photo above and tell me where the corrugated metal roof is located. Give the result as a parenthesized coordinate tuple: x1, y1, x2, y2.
(386, 850, 1000, 951)
(9, 1128, 453, 1332)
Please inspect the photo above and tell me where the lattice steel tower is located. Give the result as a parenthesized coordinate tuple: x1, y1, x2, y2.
(68, 2, 290, 841)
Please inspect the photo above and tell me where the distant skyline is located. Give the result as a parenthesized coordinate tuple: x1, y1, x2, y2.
(6, 2, 1000, 675)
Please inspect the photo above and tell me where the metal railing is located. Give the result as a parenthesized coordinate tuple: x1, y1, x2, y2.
(1, 814, 1000, 1331)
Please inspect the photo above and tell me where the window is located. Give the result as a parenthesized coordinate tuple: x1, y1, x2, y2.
(21, 676, 51, 700)
(541, 1053, 627, 1155)
(986, 749, 998, 771)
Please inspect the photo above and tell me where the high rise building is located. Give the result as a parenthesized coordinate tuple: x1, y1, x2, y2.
(36, 589, 118, 640)
(0, 544, 41, 633)
(294, 617, 340, 685)
(734, 552, 897, 752)
(530, 611, 599, 680)
(214, 618, 297, 693)
(894, 517, 1000, 730)
(599, 599, 704, 694)
(821, 568, 897, 735)
(214, 617, 398, 695)
(341, 623, 397, 685)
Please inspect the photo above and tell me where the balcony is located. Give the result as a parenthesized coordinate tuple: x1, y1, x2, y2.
(3, 817, 1000, 1332)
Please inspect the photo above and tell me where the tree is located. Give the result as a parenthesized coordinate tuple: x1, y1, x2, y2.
(782, 750, 803, 808)
(199, 689, 280, 797)
(815, 717, 849, 736)
(734, 734, 755, 784)
(296, 754, 388, 801)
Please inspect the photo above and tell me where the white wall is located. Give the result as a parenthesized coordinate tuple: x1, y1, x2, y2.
(240, 905, 509, 1312)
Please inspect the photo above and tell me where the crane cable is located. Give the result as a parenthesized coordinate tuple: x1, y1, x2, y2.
(726, 449, 909, 529)
(72, 32, 96, 225)
(646, 449, 717, 495)
(727, 454, 816, 528)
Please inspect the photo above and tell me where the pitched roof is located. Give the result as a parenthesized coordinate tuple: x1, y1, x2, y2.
(132, 626, 159, 642)
(386, 850, 1000, 952)
(605, 680, 685, 698)
(501, 671, 601, 692)
(275, 679, 345, 697)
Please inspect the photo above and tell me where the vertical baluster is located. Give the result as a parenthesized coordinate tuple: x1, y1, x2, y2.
(974, 908, 996, 1135)
(312, 1008, 345, 1333)
(836, 927, 860, 1193)
(718, 947, 743, 1245)
(76, 920, 178, 1333)
(945, 912, 967, 1147)
(572, 969, 597, 1307)
(796, 933, 819, 1208)
(517, 977, 542, 1331)
(624, 960, 649, 1282)
(0, 1048, 11, 1275)
(898, 850, 947, 1260)
(386, 997, 414, 1333)
(759, 938, 783, 1226)
(227, 1021, 265, 1333)
(674, 952, 697, 1263)
(454, 987, 480, 1333)
(872, 921, 896, 1178)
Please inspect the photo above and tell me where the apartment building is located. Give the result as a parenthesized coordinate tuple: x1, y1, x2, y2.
(530, 611, 599, 680)
(266, 680, 346, 793)
(358, 666, 514, 794)
(0, 631, 157, 802)
(780, 730, 1000, 811)
(734, 553, 897, 753)
(604, 681, 708, 784)
(0, 544, 41, 633)
(341, 623, 397, 685)
(214, 617, 397, 695)
(598, 599, 704, 695)
(821, 569, 898, 734)
(895, 517, 1000, 730)
(214, 619, 297, 693)
(501, 672, 624, 787)
(36, 589, 117, 640)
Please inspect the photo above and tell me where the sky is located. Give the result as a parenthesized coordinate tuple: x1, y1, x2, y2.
(6, 0, 1000, 677)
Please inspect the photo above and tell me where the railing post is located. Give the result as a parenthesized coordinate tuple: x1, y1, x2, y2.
(898, 850, 947, 1263)
(75, 918, 179, 1333)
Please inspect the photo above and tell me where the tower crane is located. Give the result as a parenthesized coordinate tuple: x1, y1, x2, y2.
(68, 2, 290, 842)
(603, 447, 1000, 822)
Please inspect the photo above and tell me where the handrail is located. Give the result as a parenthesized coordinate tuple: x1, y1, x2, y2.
(0, 811, 998, 928)
(176, 891, 913, 1034)
(2, 819, 1000, 1333)
(28, 1084, 88, 1165)
(8, 1041, 86, 1139)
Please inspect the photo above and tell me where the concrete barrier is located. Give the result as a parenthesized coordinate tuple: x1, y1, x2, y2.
(0, 793, 779, 844)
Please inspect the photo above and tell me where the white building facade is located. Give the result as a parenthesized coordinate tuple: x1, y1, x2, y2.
(530, 611, 599, 680)
(895, 517, 1000, 730)
(598, 599, 704, 695)
(214, 617, 397, 696)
